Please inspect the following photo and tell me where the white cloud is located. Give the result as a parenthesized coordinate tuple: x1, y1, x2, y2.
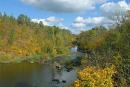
(31, 17, 70, 31)
(72, 17, 87, 33)
(21, 0, 107, 13)
(74, 16, 86, 23)
(31, 16, 63, 25)
(72, 23, 86, 29)
(86, 17, 114, 25)
(46, 16, 63, 24)
(31, 19, 48, 25)
(71, 16, 114, 34)
(100, 1, 130, 16)
(58, 23, 69, 29)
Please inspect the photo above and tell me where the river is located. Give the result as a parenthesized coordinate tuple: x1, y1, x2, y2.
(0, 47, 78, 87)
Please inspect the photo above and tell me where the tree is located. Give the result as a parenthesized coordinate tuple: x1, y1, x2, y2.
(17, 14, 30, 25)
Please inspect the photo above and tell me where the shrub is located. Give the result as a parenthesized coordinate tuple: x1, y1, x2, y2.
(73, 66, 115, 87)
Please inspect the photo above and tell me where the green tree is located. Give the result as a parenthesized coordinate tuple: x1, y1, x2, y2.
(17, 14, 30, 25)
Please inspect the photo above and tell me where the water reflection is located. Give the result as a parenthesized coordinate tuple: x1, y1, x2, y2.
(0, 63, 77, 87)
(0, 47, 78, 87)
(71, 46, 77, 53)
(16, 81, 32, 87)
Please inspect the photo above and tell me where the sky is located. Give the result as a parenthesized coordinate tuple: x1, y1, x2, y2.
(0, 0, 130, 34)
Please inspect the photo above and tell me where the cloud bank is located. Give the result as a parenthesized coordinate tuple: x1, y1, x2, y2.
(71, 16, 114, 34)
(32, 16, 63, 25)
(32, 16, 68, 30)
(25, 0, 130, 34)
(100, 0, 130, 16)
(21, 0, 106, 13)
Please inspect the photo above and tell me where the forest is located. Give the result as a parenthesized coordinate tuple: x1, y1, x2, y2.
(0, 12, 130, 87)
(0, 13, 74, 63)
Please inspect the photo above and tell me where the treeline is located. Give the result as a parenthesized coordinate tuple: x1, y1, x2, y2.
(0, 13, 74, 63)
(74, 13, 130, 86)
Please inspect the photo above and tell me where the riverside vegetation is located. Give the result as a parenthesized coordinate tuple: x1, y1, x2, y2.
(0, 12, 130, 87)
(73, 11, 130, 87)
(0, 13, 74, 63)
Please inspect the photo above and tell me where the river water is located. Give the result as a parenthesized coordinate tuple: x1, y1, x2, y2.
(0, 47, 78, 87)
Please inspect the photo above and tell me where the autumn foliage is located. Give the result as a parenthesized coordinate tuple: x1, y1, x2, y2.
(0, 14, 74, 63)
(73, 66, 115, 87)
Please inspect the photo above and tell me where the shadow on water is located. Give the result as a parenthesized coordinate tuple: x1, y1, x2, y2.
(15, 81, 33, 87)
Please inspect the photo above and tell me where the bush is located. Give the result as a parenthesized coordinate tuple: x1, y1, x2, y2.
(73, 66, 115, 87)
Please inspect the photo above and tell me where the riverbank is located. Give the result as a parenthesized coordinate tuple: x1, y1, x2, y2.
(0, 46, 78, 64)
(0, 54, 66, 64)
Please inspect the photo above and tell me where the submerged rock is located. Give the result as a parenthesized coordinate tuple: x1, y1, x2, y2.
(62, 80, 66, 83)
(52, 79, 60, 84)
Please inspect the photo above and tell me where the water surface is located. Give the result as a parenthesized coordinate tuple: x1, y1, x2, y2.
(0, 47, 78, 87)
(0, 62, 78, 87)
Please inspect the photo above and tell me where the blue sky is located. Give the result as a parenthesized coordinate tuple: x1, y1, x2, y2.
(0, 0, 130, 34)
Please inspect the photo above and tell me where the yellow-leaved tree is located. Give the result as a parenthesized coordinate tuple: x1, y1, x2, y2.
(73, 66, 116, 87)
